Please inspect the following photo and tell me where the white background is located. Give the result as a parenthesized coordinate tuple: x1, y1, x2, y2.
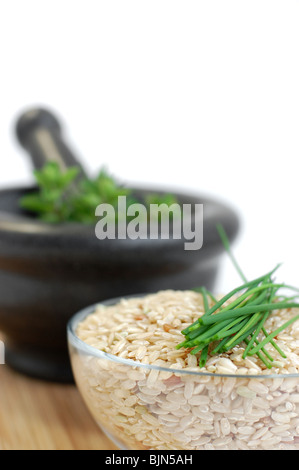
(0, 0, 298, 293)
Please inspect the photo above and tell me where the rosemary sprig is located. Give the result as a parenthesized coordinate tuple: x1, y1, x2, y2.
(177, 224, 299, 369)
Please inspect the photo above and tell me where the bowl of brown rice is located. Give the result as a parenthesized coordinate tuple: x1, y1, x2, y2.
(68, 290, 299, 450)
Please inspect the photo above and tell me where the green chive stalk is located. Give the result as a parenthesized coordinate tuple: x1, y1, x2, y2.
(177, 224, 299, 369)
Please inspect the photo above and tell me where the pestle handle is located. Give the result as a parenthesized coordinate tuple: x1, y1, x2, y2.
(15, 108, 87, 180)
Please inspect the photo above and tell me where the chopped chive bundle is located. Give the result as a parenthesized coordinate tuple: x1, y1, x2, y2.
(177, 224, 299, 369)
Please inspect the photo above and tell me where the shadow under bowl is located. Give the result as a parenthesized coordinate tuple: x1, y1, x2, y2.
(0, 185, 239, 382)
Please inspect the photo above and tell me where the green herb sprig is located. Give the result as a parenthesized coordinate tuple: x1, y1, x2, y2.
(20, 162, 178, 224)
(177, 224, 299, 369)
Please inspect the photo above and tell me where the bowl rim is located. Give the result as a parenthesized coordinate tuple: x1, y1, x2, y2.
(67, 294, 299, 380)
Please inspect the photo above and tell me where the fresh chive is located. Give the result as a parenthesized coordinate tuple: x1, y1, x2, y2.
(223, 312, 263, 349)
(185, 318, 236, 348)
(199, 286, 210, 313)
(210, 317, 250, 345)
(242, 312, 270, 358)
(248, 315, 299, 356)
(178, 224, 299, 370)
(199, 345, 209, 367)
(260, 327, 286, 358)
(190, 343, 208, 355)
(199, 302, 299, 326)
(216, 223, 247, 283)
(181, 266, 280, 336)
(193, 285, 211, 366)
(219, 322, 260, 352)
(244, 338, 273, 369)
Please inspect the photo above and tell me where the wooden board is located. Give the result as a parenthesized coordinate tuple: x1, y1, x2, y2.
(0, 365, 118, 450)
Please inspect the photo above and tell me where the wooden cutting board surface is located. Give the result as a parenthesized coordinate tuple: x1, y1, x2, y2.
(0, 364, 117, 450)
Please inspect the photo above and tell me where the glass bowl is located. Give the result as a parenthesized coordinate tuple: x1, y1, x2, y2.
(67, 298, 299, 451)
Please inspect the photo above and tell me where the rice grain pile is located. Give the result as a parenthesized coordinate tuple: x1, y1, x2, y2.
(72, 290, 299, 450)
